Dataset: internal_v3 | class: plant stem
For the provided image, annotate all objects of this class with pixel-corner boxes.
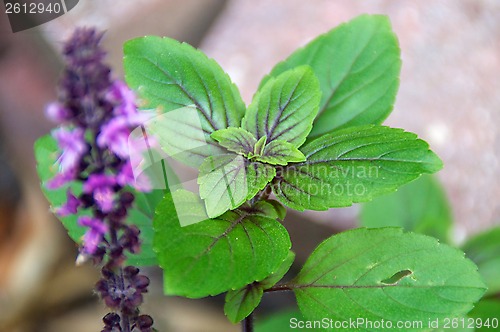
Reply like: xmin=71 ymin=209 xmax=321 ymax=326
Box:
xmin=263 ymin=283 xmax=293 ymax=293
xmin=118 ymin=267 xmax=131 ymax=332
xmin=109 ymin=222 xmax=132 ymax=332
xmin=242 ymin=312 xmax=254 ymax=332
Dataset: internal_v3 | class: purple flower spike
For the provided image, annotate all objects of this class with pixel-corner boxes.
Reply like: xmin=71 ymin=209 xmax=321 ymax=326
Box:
xmin=45 ymin=28 xmax=154 ymax=331
xmin=53 ymin=127 xmax=87 ymax=173
xmin=78 ymin=216 xmax=108 ymax=254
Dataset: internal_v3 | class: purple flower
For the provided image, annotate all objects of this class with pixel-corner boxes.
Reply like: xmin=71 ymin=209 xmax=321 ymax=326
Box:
xmin=46 ymin=102 xmax=71 ymax=123
xmin=117 ymin=161 xmax=151 ymax=192
xmin=98 ymin=82 xmax=153 ymax=159
xmin=56 ymin=189 xmax=81 ymax=216
xmin=78 ymin=216 xmax=108 ymax=254
xmin=97 ymin=116 xmax=131 ymax=158
xmin=107 ymin=81 xmax=136 ymax=118
xmin=84 ymin=174 xmax=117 ymax=213
xmin=53 ymin=127 xmax=87 ymax=173
xmin=46 ymin=168 xmax=77 ymax=189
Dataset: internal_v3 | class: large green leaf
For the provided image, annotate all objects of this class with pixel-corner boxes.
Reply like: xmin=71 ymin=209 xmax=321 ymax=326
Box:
xmin=462 ymin=227 xmax=500 ymax=295
xmin=153 ymin=192 xmax=291 ymax=298
xmin=198 ymin=154 xmax=276 ymax=218
xmin=34 ymin=134 xmax=161 ymax=266
xmin=124 ymin=36 xmax=246 ymax=167
xmin=242 ymin=66 xmax=320 ymax=148
xmin=360 ymin=175 xmax=453 ymax=243
xmin=261 ymin=15 xmax=401 ymax=138
xmin=272 ymin=125 xmax=443 ymax=211
xmin=291 ymin=228 xmax=486 ymax=331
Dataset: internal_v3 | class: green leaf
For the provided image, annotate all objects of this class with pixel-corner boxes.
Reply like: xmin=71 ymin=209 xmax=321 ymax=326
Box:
xmin=242 ymin=66 xmax=321 ymax=148
xmin=34 ymin=134 xmax=161 ymax=266
xmin=360 ymin=175 xmax=453 ymax=243
xmin=198 ymin=154 xmax=276 ymax=218
xmin=272 ymin=125 xmax=443 ymax=211
xmin=224 ymin=251 xmax=295 ymax=323
xmin=224 ymin=286 xmax=263 ymax=324
xmin=253 ymin=136 xmax=267 ymax=156
xmin=256 ymin=140 xmax=306 ymax=166
xmin=462 ymin=227 xmax=500 ymax=295
xmin=468 ymin=299 xmax=500 ymax=331
xmin=260 ymin=250 xmax=295 ymax=289
xmin=124 ymin=36 xmax=246 ymax=167
xmin=240 ymin=200 xmax=287 ymax=221
xmin=291 ymin=228 xmax=486 ymax=330
xmin=198 ymin=154 xmax=248 ymax=218
xmin=153 ymin=192 xmax=291 ymax=298
xmin=261 ymin=14 xmax=401 ymax=138
xmin=211 ymin=127 xmax=256 ymax=156
xmin=34 ymin=134 xmax=85 ymax=240
xmin=125 ymin=189 xmax=164 ymax=266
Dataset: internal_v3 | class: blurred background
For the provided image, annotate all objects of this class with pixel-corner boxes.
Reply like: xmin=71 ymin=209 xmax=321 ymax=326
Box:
xmin=0 ymin=0 xmax=499 ymax=331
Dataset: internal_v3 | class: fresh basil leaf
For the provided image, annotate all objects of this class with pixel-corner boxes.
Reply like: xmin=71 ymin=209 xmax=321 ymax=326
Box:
xmin=257 ymin=140 xmax=306 ymax=166
xmin=292 ymin=228 xmax=486 ymax=330
xmin=253 ymin=135 xmax=267 ymax=157
xmin=242 ymin=200 xmax=286 ymax=221
xmin=224 ymin=286 xmax=263 ymax=324
xmin=242 ymin=66 xmax=320 ymax=148
xmin=211 ymin=127 xmax=257 ymax=156
xmin=153 ymin=192 xmax=291 ymax=298
xmin=261 ymin=15 xmax=401 ymax=138
xmin=124 ymin=36 xmax=246 ymax=167
xmin=272 ymin=125 xmax=443 ymax=211
xmin=198 ymin=154 xmax=276 ymax=218
xmin=260 ymin=250 xmax=295 ymax=289
xmin=224 ymin=251 xmax=295 ymax=323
